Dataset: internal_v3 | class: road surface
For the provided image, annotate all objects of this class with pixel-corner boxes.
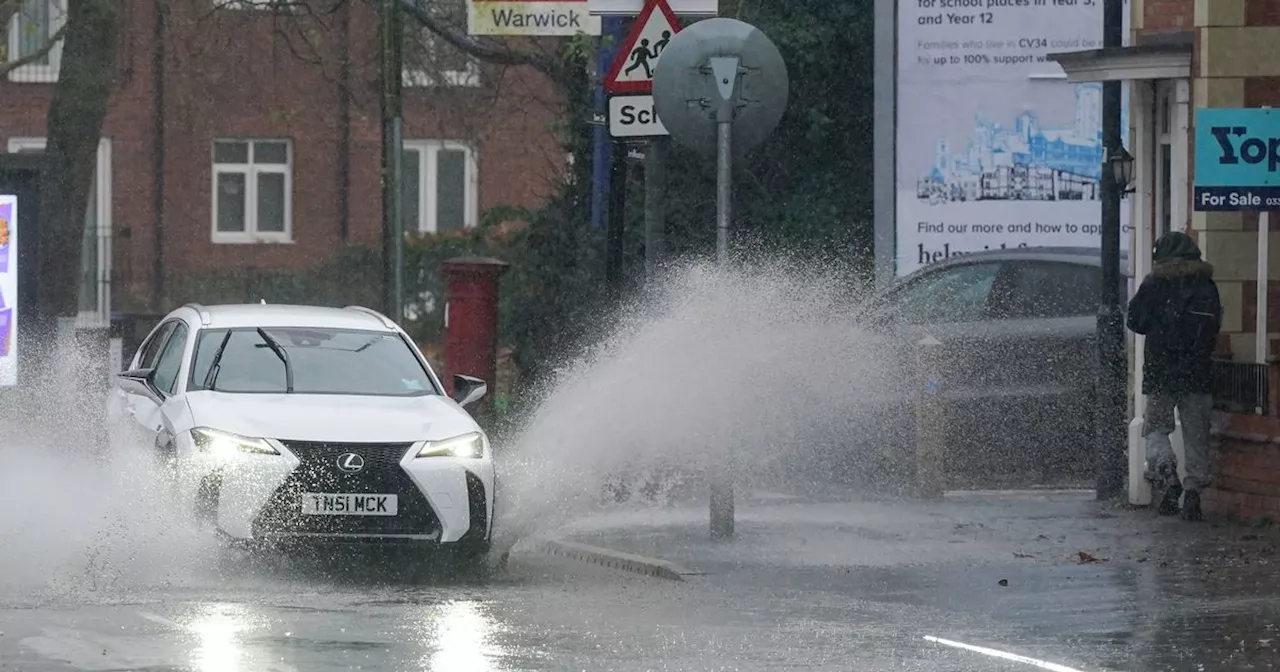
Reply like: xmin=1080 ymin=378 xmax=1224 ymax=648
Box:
xmin=0 ymin=544 xmax=1103 ymax=672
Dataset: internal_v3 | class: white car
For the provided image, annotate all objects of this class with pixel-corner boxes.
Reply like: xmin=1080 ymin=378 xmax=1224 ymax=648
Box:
xmin=107 ymin=302 xmax=496 ymax=560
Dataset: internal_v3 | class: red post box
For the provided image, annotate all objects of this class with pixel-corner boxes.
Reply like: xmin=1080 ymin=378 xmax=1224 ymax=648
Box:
xmin=442 ymin=256 xmax=509 ymax=413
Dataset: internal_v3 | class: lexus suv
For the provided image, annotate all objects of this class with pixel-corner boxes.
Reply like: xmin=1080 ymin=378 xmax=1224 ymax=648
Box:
xmin=107 ymin=302 xmax=495 ymax=560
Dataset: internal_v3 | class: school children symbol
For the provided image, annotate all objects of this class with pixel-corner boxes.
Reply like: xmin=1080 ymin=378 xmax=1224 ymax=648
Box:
xmin=603 ymin=0 xmax=681 ymax=94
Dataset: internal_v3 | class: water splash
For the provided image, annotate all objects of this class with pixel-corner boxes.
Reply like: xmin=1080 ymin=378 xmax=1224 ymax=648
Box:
xmin=0 ymin=330 xmax=218 ymax=600
xmin=493 ymin=258 xmax=905 ymax=551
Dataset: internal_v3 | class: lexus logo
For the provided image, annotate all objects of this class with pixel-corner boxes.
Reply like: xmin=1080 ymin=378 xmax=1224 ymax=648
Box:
xmin=336 ymin=453 xmax=365 ymax=473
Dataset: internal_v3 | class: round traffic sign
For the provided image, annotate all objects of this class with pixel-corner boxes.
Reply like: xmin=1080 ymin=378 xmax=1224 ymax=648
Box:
xmin=651 ymin=17 xmax=789 ymax=157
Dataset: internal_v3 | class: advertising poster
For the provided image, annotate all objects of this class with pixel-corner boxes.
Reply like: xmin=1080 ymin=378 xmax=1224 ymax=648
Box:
xmin=0 ymin=195 xmax=16 ymax=386
xmin=895 ymin=0 xmax=1130 ymax=276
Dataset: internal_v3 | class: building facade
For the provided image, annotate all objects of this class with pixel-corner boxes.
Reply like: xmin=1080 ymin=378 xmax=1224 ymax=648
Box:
xmin=0 ymin=0 xmax=564 ymax=322
xmin=1056 ymin=0 xmax=1280 ymax=522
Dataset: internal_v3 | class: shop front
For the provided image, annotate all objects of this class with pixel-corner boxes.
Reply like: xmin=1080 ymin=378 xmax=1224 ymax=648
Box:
xmin=1053 ymin=2 xmax=1280 ymax=523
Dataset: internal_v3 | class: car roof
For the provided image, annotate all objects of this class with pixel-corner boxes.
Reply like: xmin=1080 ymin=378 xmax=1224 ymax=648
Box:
xmin=177 ymin=303 xmax=398 ymax=331
xmin=908 ymin=246 xmax=1132 ymax=277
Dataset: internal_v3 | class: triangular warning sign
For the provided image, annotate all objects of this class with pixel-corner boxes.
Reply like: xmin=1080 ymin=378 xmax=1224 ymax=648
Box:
xmin=603 ymin=0 xmax=681 ymax=95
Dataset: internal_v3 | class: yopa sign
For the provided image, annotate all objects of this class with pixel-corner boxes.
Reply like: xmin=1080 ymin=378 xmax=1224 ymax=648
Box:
xmin=1194 ymin=108 xmax=1280 ymax=211
xmin=467 ymin=0 xmax=602 ymax=36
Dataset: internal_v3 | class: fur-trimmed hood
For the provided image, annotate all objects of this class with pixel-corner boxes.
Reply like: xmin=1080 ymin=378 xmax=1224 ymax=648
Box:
xmin=1151 ymin=258 xmax=1215 ymax=280
xmin=1150 ymin=231 xmax=1213 ymax=280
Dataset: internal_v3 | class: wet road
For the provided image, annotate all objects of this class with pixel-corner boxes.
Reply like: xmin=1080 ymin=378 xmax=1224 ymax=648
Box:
xmin=1 ymin=547 xmax=1095 ymax=672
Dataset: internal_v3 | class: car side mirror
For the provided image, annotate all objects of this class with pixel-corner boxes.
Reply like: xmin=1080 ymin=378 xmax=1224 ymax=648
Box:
xmin=451 ymin=374 xmax=488 ymax=408
xmin=117 ymin=367 xmax=158 ymax=396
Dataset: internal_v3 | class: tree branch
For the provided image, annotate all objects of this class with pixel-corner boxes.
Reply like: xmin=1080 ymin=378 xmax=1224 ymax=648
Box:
xmin=397 ymin=0 xmax=560 ymax=74
xmin=0 ymin=23 xmax=66 ymax=76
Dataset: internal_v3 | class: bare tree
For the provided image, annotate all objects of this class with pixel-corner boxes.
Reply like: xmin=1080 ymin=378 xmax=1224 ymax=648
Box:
xmin=0 ymin=0 xmax=124 ymax=325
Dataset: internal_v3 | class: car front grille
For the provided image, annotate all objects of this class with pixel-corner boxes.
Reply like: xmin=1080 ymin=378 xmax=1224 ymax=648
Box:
xmin=252 ymin=440 xmax=441 ymax=539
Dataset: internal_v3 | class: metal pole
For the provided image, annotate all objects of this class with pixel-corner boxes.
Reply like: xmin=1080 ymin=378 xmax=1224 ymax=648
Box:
xmin=391 ymin=116 xmax=405 ymax=325
xmin=715 ymin=119 xmax=731 ymax=264
xmin=709 ymin=55 xmax=739 ymax=539
xmin=379 ymin=0 xmax=403 ymax=321
xmin=643 ymin=137 xmax=666 ymax=282
xmin=1259 ymin=210 xmax=1270 ymax=364
xmin=1096 ymin=0 xmax=1126 ymax=500
xmin=592 ymin=18 xmax=626 ymax=229
xmin=709 ymin=115 xmax=734 ymax=536
xmin=605 ymin=140 xmax=628 ymax=295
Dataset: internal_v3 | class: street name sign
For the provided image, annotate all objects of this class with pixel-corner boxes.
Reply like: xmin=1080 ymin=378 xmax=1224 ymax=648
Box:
xmin=603 ymin=0 xmax=681 ymax=94
xmin=608 ymin=94 xmax=669 ymax=137
xmin=467 ymin=0 xmax=602 ymax=36
xmin=1194 ymin=107 xmax=1280 ymax=211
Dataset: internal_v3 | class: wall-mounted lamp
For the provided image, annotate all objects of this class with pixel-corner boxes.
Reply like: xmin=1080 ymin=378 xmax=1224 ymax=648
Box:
xmin=1107 ymin=145 xmax=1136 ymax=196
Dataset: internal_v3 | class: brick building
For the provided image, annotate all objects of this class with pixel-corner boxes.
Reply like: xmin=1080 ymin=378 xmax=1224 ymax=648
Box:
xmin=1054 ymin=0 xmax=1280 ymax=522
xmin=0 ymin=0 xmax=564 ymax=321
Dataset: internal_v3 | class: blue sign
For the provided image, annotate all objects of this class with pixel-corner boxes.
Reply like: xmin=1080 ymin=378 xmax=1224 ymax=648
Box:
xmin=1195 ymin=108 xmax=1280 ymax=211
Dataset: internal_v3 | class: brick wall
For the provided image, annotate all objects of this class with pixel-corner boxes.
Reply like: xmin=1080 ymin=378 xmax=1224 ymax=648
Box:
xmin=1143 ymin=0 xmax=1194 ymax=32
xmin=0 ymin=0 xmax=564 ymax=314
xmin=1206 ymin=414 xmax=1280 ymax=524
xmin=1247 ymin=0 xmax=1280 ymax=27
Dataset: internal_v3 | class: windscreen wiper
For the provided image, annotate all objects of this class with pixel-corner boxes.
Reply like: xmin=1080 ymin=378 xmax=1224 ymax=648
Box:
xmin=256 ymin=327 xmax=294 ymax=393
xmin=202 ymin=329 xmax=235 ymax=391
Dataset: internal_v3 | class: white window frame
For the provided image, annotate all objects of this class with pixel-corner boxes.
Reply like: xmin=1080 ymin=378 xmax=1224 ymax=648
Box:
xmin=211 ymin=139 xmax=293 ymax=244
xmin=7 ymin=0 xmax=67 ymax=83
xmin=402 ymin=19 xmax=481 ymax=88
xmin=7 ymin=136 xmax=113 ymax=326
xmin=402 ymin=140 xmax=479 ymax=234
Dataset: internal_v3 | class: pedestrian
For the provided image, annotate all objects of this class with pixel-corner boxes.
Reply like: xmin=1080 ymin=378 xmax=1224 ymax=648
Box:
xmin=1126 ymin=230 xmax=1221 ymax=521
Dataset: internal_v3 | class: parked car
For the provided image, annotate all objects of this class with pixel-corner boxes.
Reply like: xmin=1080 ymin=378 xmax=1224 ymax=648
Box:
xmin=106 ymin=302 xmax=496 ymax=562
xmin=850 ymin=247 xmax=1131 ymax=489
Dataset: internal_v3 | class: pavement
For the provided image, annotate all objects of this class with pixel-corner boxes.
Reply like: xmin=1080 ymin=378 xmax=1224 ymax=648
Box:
xmin=552 ymin=488 xmax=1280 ymax=672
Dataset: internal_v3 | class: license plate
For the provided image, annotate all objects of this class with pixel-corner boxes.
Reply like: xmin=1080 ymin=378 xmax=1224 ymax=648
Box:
xmin=301 ymin=493 xmax=398 ymax=516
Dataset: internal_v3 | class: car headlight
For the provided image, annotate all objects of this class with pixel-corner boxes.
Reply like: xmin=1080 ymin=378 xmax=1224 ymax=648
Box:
xmin=191 ymin=427 xmax=279 ymax=457
xmin=416 ymin=432 xmax=486 ymax=459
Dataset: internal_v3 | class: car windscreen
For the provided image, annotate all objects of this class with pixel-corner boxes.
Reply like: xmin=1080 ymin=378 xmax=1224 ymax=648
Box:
xmin=187 ymin=327 xmax=438 ymax=396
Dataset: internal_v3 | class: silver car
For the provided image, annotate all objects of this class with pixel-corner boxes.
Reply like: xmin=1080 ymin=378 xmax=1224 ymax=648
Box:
xmin=854 ymin=247 xmax=1130 ymax=490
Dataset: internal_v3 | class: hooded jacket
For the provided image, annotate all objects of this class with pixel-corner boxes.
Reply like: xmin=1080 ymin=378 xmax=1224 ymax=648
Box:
xmin=1126 ymin=231 xmax=1222 ymax=395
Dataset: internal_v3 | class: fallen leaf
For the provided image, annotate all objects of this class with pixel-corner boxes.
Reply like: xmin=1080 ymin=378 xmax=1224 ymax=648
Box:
xmin=1077 ymin=551 xmax=1107 ymax=564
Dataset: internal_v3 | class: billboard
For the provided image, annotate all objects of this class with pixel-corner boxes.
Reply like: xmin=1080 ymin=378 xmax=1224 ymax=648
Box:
xmin=891 ymin=1 xmax=1130 ymax=277
xmin=0 ymin=195 xmax=16 ymax=386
